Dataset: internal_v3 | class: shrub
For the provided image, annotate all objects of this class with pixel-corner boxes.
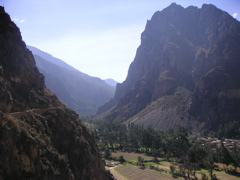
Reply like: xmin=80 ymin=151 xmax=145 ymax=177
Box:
xmin=103 ymin=148 xmax=111 ymax=159
xmin=170 ymin=165 xmax=176 ymax=175
xmin=118 ymin=155 xmax=125 ymax=163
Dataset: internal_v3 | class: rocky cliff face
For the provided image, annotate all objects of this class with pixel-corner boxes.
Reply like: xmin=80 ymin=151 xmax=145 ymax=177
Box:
xmin=97 ymin=3 xmax=240 ymax=130
xmin=0 ymin=7 xmax=112 ymax=179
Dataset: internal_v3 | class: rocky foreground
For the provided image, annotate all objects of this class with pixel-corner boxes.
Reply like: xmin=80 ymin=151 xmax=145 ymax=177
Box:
xmin=0 ymin=6 xmax=113 ymax=180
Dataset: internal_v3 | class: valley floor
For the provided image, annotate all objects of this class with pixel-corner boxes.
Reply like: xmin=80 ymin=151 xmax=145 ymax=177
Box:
xmin=106 ymin=151 xmax=240 ymax=180
xmin=107 ymin=166 xmax=127 ymax=180
xmin=113 ymin=165 xmax=183 ymax=180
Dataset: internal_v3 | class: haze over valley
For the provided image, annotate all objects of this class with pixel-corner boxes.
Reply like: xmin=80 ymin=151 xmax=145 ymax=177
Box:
xmin=28 ymin=45 xmax=116 ymax=116
xmin=1 ymin=1 xmax=240 ymax=180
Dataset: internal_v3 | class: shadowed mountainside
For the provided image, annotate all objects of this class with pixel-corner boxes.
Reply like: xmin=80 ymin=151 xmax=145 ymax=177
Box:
xmin=28 ymin=46 xmax=115 ymax=116
xmin=0 ymin=6 xmax=113 ymax=179
xmin=97 ymin=3 xmax=240 ymax=131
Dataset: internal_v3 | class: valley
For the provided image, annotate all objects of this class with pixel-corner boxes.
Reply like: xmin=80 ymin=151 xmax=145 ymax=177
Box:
xmin=1 ymin=1 xmax=240 ymax=180
xmin=109 ymin=157 xmax=240 ymax=180
xmin=28 ymin=45 xmax=116 ymax=116
xmin=85 ymin=120 xmax=240 ymax=180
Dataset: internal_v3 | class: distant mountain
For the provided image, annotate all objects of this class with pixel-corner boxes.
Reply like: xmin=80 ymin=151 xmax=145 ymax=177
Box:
xmin=104 ymin=78 xmax=118 ymax=87
xmin=0 ymin=6 xmax=113 ymax=179
xmin=97 ymin=3 xmax=240 ymax=131
xmin=28 ymin=46 xmax=115 ymax=116
xmin=27 ymin=45 xmax=77 ymax=72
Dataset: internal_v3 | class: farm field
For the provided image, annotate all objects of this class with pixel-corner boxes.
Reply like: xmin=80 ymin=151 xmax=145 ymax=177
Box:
xmin=213 ymin=171 xmax=240 ymax=180
xmin=114 ymin=165 xmax=183 ymax=180
xmin=107 ymin=167 xmax=127 ymax=180
xmin=111 ymin=151 xmax=240 ymax=180
xmin=112 ymin=151 xmax=156 ymax=162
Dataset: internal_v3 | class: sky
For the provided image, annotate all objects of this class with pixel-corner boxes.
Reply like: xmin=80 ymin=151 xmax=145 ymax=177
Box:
xmin=2 ymin=0 xmax=240 ymax=82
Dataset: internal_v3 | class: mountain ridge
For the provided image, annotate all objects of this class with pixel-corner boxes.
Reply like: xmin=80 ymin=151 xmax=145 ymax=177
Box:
xmin=29 ymin=46 xmax=115 ymax=116
xmin=27 ymin=45 xmax=78 ymax=72
xmin=104 ymin=78 xmax=118 ymax=87
xmin=97 ymin=3 xmax=240 ymax=131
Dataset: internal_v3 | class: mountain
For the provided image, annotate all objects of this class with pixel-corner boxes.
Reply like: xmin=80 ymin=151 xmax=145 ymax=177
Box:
xmin=0 ymin=6 xmax=113 ymax=179
xmin=27 ymin=45 xmax=78 ymax=72
xmin=104 ymin=78 xmax=118 ymax=87
xmin=97 ymin=3 xmax=240 ymax=131
xmin=27 ymin=46 xmax=115 ymax=116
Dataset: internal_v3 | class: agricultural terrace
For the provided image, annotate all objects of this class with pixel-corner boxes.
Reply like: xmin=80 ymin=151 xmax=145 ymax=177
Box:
xmin=84 ymin=120 xmax=240 ymax=179
xmin=110 ymin=151 xmax=240 ymax=180
xmin=114 ymin=166 xmax=183 ymax=180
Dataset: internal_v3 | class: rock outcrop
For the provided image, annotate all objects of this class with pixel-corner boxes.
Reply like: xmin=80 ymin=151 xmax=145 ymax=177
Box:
xmin=0 ymin=6 xmax=113 ymax=179
xmin=97 ymin=3 xmax=240 ymax=131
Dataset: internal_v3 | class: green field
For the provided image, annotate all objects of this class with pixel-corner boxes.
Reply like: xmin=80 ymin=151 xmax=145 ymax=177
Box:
xmin=114 ymin=165 xmax=183 ymax=180
xmin=112 ymin=151 xmax=156 ymax=162
xmin=110 ymin=151 xmax=240 ymax=180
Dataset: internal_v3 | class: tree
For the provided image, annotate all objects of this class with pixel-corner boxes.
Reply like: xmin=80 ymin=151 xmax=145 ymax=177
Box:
xmin=137 ymin=156 xmax=144 ymax=165
xmin=203 ymin=148 xmax=218 ymax=180
xmin=118 ymin=155 xmax=125 ymax=163
xmin=170 ymin=165 xmax=177 ymax=177
xmin=103 ymin=148 xmax=111 ymax=159
xmin=141 ymin=127 xmax=155 ymax=151
xmin=188 ymin=142 xmax=210 ymax=168
xmin=152 ymin=155 xmax=158 ymax=163
xmin=166 ymin=127 xmax=190 ymax=159
xmin=128 ymin=124 xmax=140 ymax=151
xmin=230 ymin=143 xmax=240 ymax=170
xmin=201 ymin=173 xmax=209 ymax=180
xmin=182 ymin=156 xmax=197 ymax=179
xmin=218 ymin=141 xmax=232 ymax=168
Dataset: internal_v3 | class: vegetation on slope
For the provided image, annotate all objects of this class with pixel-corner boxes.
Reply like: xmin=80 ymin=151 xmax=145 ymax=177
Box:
xmin=85 ymin=119 xmax=240 ymax=179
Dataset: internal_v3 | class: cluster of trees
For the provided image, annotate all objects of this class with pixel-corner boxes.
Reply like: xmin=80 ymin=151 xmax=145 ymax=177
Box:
xmin=217 ymin=121 xmax=240 ymax=139
xmin=89 ymin=121 xmax=170 ymax=153
xmin=85 ymin=120 xmax=240 ymax=179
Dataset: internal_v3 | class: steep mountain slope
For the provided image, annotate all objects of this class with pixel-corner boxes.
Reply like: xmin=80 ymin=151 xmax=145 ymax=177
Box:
xmin=27 ymin=45 xmax=78 ymax=72
xmin=0 ymin=6 xmax=113 ymax=179
xmin=28 ymin=46 xmax=115 ymax=116
xmin=97 ymin=3 xmax=240 ymax=131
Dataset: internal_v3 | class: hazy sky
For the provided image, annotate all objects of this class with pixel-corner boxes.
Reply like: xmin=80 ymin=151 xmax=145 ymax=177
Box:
xmin=2 ymin=0 xmax=240 ymax=82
